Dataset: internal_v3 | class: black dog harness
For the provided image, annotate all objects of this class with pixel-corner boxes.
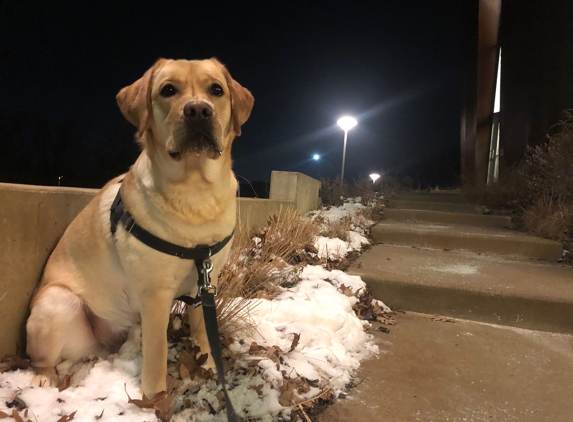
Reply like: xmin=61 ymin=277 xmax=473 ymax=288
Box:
xmin=110 ymin=184 xmax=238 ymax=421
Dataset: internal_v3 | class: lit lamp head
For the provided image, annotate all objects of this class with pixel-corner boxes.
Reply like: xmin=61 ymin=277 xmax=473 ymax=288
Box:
xmin=337 ymin=116 xmax=357 ymax=132
xmin=369 ymin=173 xmax=381 ymax=183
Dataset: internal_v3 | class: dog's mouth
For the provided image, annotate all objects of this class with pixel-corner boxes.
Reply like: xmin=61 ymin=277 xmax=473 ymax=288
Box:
xmin=168 ymin=132 xmax=222 ymax=161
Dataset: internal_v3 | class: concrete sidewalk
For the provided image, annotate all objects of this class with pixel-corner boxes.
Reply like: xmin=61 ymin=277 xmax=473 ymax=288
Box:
xmin=319 ymin=312 xmax=573 ymax=422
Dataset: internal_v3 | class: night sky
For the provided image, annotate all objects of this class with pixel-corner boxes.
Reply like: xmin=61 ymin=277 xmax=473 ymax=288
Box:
xmin=1 ymin=1 xmax=462 ymax=190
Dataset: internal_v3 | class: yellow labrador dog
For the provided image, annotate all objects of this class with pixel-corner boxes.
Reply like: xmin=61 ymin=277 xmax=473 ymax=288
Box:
xmin=26 ymin=58 xmax=254 ymax=399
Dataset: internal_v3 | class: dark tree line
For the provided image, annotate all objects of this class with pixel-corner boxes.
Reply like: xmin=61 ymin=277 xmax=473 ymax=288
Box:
xmin=0 ymin=114 xmax=140 ymax=188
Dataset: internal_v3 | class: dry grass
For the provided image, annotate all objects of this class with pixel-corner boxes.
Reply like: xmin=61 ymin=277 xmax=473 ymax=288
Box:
xmin=215 ymin=206 xmax=320 ymax=337
xmin=522 ymin=197 xmax=573 ymax=240
xmin=317 ymin=216 xmax=351 ymax=242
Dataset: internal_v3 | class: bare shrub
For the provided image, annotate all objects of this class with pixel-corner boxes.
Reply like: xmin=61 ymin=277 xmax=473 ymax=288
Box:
xmin=465 ymin=110 xmax=573 ymax=241
xmin=356 ymin=202 xmax=385 ymax=222
xmin=319 ymin=215 xmax=352 ymax=242
xmin=348 ymin=177 xmax=375 ymax=205
xmin=319 ymin=176 xmax=347 ymax=206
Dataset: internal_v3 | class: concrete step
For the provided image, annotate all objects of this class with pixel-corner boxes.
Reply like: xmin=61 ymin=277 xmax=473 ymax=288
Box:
xmin=389 ymin=199 xmax=486 ymax=214
xmin=372 ymin=221 xmax=562 ymax=260
xmin=383 ymin=208 xmax=511 ymax=229
xmin=319 ymin=312 xmax=573 ymax=422
xmin=393 ymin=191 xmax=468 ymax=204
xmin=349 ymin=244 xmax=573 ymax=333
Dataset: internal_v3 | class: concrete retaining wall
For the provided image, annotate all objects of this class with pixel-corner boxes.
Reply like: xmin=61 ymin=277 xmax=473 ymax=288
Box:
xmin=0 ymin=183 xmax=98 ymax=356
xmin=269 ymin=171 xmax=321 ymax=214
xmin=0 ymin=172 xmax=320 ymax=357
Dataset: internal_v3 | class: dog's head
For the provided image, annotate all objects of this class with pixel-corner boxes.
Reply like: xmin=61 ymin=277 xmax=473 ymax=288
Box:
xmin=117 ymin=58 xmax=254 ymax=161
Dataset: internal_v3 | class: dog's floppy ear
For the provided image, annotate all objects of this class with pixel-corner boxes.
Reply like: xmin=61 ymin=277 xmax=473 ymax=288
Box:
xmin=116 ymin=59 xmax=168 ymax=136
xmin=220 ymin=65 xmax=254 ymax=136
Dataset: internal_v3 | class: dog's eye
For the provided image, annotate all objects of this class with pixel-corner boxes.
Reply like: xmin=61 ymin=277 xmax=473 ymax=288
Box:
xmin=160 ymin=84 xmax=178 ymax=98
xmin=210 ymin=84 xmax=224 ymax=97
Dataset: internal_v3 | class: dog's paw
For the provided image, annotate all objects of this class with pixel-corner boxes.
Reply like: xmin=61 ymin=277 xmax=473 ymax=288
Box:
xmin=31 ymin=373 xmax=57 ymax=388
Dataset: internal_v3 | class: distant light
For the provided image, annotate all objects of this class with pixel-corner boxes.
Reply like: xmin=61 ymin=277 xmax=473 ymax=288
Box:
xmin=337 ymin=116 xmax=357 ymax=132
xmin=369 ymin=173 xmax=381 ymax=183
xmin=312 ymin=154 xmax=320 ymax=161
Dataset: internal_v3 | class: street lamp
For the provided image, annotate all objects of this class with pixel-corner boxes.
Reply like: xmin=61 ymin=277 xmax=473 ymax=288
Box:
xmin=369 ymin=173 xmax=380 ymax=183
xmin=337 ymin=116 xmax=357 ymax=185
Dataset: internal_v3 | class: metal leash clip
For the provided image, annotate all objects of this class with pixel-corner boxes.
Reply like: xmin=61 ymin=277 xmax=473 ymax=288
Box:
xmin=199 ymin=258 xmax=217 ymax=296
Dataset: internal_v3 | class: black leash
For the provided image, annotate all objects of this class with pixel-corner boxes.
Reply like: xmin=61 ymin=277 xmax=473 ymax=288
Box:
xmin=110 ymin=185 xmax=238 ymax=421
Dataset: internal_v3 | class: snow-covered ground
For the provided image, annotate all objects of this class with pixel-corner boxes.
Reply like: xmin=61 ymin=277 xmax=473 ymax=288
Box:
xmin=0 ymin=200 xmax=386 ymax=422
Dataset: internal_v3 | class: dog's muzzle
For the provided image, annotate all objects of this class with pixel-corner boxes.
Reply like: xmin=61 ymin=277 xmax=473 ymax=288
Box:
xmin=168 ymin=101 xmax=222 ymax=160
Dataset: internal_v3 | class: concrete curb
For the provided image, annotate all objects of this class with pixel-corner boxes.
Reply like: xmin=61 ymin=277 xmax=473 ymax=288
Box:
xmin=389 ymin=199 xmax=486 ymax=214
xmin=383 ymin=208 xmax=511 ymax=229
xmin=393 ymin=192 xmax=468 ymax=204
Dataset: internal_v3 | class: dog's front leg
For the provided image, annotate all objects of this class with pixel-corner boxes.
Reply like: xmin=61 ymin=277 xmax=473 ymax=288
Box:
xmin=140 ymin=289 xmax=174 ymax=398
xmin=188 ymin=303 xmax=216 ymax=370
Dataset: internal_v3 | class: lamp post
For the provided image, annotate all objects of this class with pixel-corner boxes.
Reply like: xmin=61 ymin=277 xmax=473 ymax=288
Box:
xmin=337 ymin=116 xmax=357 ymax=186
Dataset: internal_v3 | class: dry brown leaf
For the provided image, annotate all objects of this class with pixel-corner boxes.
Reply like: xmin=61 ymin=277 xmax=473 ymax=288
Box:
xmin=179 ymin=363 xmax=191 ymax=380
xmin=213 ymin=390 xmax=226 ymax=413
xmin=249 ymin=384 xmax=264 ymax=395
xmin=288 ymin=333 xmax=301 ymax=352
xmin=125 ymin=384 xmax=167 ymax=410
xmin=9 ymin=409 xmax=24 ymax=422
xmin=95 ymin=410 xmax=104 ymax=420
xmin=0 ymin=355 xmax=30 ymax=373
xmin=339 ymin=284 xmax=354 ymax=297
xmin=56 ymin=411 xmax=76 ymax=422
xmin=195 ymin=352 xmax=208 ymax=367
xmin=265 ymin=346 xmax=281 ymax=369
xmin=179 ymin=353 xmax=212 ymax=381
xmin=153 ymin=376 xmax=180 ymax=422
xmin=58 ymin=374 xmax=72 ymax=392
xmin=425 ymin=316 xmax=455 ymax=323
xmin=222 ymin=336 xmax=235 ymax=346
xmin=376 ymin=315 xmax=397 ymax=326
xmin=248 ymin=342 xmax=267 ymax=354
xmin=279 ymin=379 xmax=299 ymax=407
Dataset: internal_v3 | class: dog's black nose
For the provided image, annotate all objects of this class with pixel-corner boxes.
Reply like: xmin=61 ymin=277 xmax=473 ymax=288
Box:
xmin=183 ymin=101 xmax=213 ymax=120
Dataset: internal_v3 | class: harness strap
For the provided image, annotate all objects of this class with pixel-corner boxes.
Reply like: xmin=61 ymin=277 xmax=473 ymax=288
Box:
xmin=110 ymin=187 xmax=233 ymax=260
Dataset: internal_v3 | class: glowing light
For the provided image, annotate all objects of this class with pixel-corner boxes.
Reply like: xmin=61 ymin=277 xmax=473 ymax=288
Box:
xmin=312 ymin=154 xmax=320 ymax=161
xmin=369 ymin=173 xmax=381 ymax=183
xmin=337 ymin=116 xmax=357 ymax=186
xmin=337 ymin=116 xmax=357 ymax=132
